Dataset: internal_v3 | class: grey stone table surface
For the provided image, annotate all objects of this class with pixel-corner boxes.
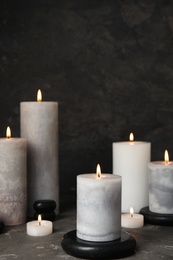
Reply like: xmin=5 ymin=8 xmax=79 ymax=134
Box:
xmin=0 ymin=196 xmax=173 ymax=260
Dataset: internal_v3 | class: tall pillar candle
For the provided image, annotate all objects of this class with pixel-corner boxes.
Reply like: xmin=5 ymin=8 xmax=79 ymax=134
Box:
xmin=113 ymin=133 xmax=151 ymax=213
xmin=148 ymin=150 xmax=173 ymax=214
xmin=20 ymin=90 xmax=59 ymax=217
xmin=0 ymin=127 xmax=27 ymax=226
xmin=77 ymin=165 xmax=121 ymax=242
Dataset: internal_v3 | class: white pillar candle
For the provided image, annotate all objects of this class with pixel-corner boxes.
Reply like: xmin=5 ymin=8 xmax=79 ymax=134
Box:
xmin=27 ymin=214 xmax=53 ymax=236
xmin=149 ymin=150 xmax=173 ymax=214
xmin=20 ymin=90 xmax=59 ymax=217
xmin=121 ymin=207 xmax=144 ymax=228
xmin=77 ymin=164 xmax=121 ymax=242
xmin=113 ymin=133 xmax=151 ymax=213
xmin=0 ymin=127 xmax=27 ymax=226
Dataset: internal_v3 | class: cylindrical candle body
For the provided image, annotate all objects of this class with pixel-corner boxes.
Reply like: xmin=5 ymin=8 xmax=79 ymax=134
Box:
xmin=0 ymin=138 xmax=27 ymax=226
xmin=77 ymin=174 xmax=121 ymax=242
xmin=20 ymin=102 xmax=59 ymax=217
xmin=121 ymin=213 xmax=144 ymax=228
xmin=113 ymin=141 xmax=151 ymax=213
xmin=27 ymin=220 xmax=53 ymax=236
xmin=148 ymin=162 xmax=173 ymax=214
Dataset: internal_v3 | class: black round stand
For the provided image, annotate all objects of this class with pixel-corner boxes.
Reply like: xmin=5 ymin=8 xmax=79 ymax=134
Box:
xmin=0 ymin=221 xmax=4 ymax=234
xmin=61 ymin=230 xmax=136 ymax=259
xmin=140 ymin=207 xmax=173 ymax=226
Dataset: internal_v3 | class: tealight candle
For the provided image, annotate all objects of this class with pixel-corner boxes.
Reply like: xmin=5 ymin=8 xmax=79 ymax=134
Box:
xmin=121 ymin=207 xmax=144 ymax=228
xmin=148 ymin=150 xmax=173 ymax=214
xmin=27 ymin=215 xmax=53 ymax=236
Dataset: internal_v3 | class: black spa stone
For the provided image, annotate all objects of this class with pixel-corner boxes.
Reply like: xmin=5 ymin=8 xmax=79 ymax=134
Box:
xmin=33 ymin=200 xmax=56 ymax=213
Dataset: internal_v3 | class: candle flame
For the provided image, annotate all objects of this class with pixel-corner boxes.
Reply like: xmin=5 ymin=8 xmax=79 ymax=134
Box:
xmin=130 ymin=207 xmax=134 ymax=217
xmin=38 ymin=214 xmax=42 ymax=225
xmin=129 ymin=133 xmax=134 ymax=142
xmin=164 ymin=150 xmax=169 ymax=165
xmin=96 ymin=164 xmax=101 ymax=178
xmin=37 ymin=89 xmax=42 ymax=102
xmin=6 ymin=126 xmax=11 ymax=139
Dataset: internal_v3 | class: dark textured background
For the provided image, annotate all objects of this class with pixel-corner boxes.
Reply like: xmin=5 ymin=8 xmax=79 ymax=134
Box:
xmin=1 ymin=0 xmax=173 ymax=195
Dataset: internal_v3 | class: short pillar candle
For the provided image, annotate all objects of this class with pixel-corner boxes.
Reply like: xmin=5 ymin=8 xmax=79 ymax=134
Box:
xmin=0 ymin=127 xmax=27 ymax=226
xmin=20 ymin=90 xmax=59 ymax=217
xmin=148 ymin=150 xmax=173 ymax=214
xmin=77 ymin=164 xmax=121 ymax=242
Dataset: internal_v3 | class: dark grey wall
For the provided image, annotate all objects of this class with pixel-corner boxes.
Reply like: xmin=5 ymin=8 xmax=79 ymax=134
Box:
xmin=1 ymin=0 xmax=173 ymax=194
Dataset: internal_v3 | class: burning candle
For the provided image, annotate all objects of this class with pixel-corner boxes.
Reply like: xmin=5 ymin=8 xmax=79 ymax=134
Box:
xmin=121 ymin=207 xmax=144 ymax=228
xmin=20 ymin=90 xmax=59 ymax=217
xmin=113 ymin=133 xmax=151 ymax=213
xmin=0 ymin=127 xmax=27 ymax=226
xmin=77 ymin=164 xmax=121 ymax=242
xmin=27 ymin=214 xmax=53 ymax=236
xmin=148 ymin=150 xmax=173 ymax=214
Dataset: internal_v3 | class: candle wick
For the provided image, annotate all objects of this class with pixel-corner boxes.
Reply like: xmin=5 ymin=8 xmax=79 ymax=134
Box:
xmin=131 ymin=214 xmax=133 ymax=218
xmin=39 ymin=221 xmax=41 ymax=226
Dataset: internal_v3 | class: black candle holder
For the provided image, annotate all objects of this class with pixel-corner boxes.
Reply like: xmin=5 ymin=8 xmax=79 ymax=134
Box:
xmin=61 ymin=230 xmax=136 ymax=259
xmin=140 ymin=207 xmax=173 ymax=226
xmin=0 ymin=221 xmax=4 ymax=234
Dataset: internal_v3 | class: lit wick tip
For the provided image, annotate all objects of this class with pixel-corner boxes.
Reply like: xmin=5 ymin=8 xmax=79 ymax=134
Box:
xmin=96 ymin=164 xmax=101 ymax=178
xmin=37 ymin=89 xmax=42 ymax=102
xmin=129 ymin=133 xmax=134 ymax=142
xmin=130 ymin=207 xmax=134 ymax=218
xmin=38 ymin=215 xmax=42 ymax=226
xmin=164 ymin=150 xmax=169 ymax=165
xmin=6 ymin=126 xmax=11 ymax=139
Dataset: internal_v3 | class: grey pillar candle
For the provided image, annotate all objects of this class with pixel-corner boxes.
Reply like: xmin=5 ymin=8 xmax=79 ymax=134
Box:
xmin=20 ymin=91 xmax=59 ymax=217
xmin=148 ymin=150 xmax=173 ymax=214
xmin=77 ymin=165 xmax=121 ymax=242
xmin=0 ymin=127 xmax=27 ymax=226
